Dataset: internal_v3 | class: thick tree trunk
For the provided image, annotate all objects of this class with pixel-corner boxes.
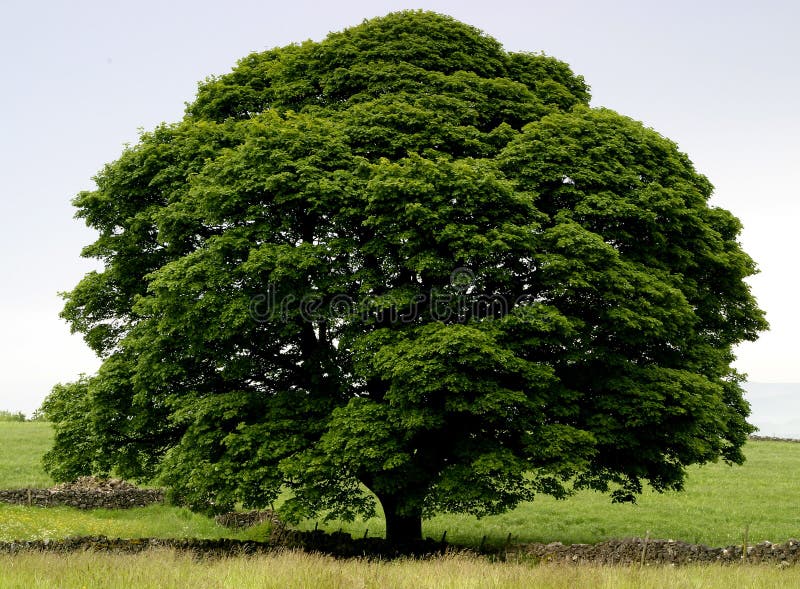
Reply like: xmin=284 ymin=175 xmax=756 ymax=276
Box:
xmin=385 ymin=510 xmax=423 ymax=545
xmin=378 ymin=494 xmax=423 ymax=545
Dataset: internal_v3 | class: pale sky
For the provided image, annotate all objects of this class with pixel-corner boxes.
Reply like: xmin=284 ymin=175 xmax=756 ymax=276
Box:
xmin=1 ymin=0 xmax=798 ymax=417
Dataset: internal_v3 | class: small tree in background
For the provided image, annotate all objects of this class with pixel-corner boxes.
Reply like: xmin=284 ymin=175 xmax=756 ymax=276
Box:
xmin=46 ymin=11 xmax=767 ymax=543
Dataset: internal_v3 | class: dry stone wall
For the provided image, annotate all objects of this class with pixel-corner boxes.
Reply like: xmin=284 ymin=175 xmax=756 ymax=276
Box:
xmin=3 ymin=534 xmax=800 ymax=564
xmin=0 ymin=477 xmax=163 ymax=509
xmin=510 ymin=538 xmax=800 ymax=566
xmin=749 ymin=435 xmax=800 ymax=443
xmin=0 ymin=533 xmax=445 ymax=559
xmin=214 ymin=510 xmax=280 ymax=529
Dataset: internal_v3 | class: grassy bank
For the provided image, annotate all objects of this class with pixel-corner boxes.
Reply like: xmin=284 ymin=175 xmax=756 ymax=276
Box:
xmin=1 ymin=550 xmax=799 ymax=589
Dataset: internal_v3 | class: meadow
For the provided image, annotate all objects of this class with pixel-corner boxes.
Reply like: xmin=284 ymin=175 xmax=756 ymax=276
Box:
xmin=0 ymin=421 xmax=54 ymax=488
xmin=3 ymin=550 xmax=800 ymax=589
xmin=0 ymin=422 xmax=269 ymax=542
xmin=2 ymin=421 xmax=800 ymax=587
xmin=2 ymin=422 xmax=800 ymax=546
xmin=299 ymin=440 xmax=800 ymax=548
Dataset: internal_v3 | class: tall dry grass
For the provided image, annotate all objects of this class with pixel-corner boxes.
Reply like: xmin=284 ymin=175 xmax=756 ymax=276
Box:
xmin=1 ymin=549 xmax=798 ymax=589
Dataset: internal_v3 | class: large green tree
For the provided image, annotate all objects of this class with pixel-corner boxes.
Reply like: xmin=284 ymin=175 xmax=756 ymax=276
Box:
xmin=45 ymin=11 xmax=766 ymax=543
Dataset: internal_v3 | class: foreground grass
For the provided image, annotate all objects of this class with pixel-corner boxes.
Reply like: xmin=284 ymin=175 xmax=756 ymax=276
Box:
xmin=300 ymin=441 xmax=800 ymax=548
xmin=1 ymin=550 xmax=798 ymax=589
xmin=0 ymin=504 xmax=270 ymax=543
xmin=0 ymin=422 xmax=53 ymax=488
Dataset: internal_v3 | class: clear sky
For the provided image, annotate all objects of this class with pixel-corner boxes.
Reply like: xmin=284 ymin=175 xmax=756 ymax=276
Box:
xmin=1 ymin=0 xmax=798 ymax=417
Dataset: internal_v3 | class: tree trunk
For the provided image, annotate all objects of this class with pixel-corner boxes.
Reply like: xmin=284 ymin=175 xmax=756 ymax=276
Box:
xmin=378 ymin=493 xmax=423 ymax=545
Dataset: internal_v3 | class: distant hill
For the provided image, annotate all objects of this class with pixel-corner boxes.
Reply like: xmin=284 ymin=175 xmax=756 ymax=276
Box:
xmin=743 ymin=382 xmax=800 ymax=438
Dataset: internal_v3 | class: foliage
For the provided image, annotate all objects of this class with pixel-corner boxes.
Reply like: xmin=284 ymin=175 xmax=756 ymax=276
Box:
xmin=40 ymin=378 xmax=104 ymax=481
xmin=48 ymin=11 xmax=766 ymax=542
xmin=0 ymin=410 xmax=26 ymax=422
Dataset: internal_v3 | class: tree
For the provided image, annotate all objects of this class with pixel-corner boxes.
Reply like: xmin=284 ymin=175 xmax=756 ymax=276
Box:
xmin=47 ymin=10 xmax=767 ymax=544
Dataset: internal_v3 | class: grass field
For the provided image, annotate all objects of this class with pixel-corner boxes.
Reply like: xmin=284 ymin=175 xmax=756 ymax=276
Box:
xmin=2 ymin=550 xmax=800 ymax=589
xmin=0 ymin=503 xmax=271 ymax=543
xmin=2 ymin=422 xmax=800 ymax=548
xmin=0 ymin=421 xmax=54 ymax=488
xmin=0 ymin=422 xmax=270 ymax=542
xmin=2 ymin=421 xmax=800 ymax=587
xmin=299 ymin=440 xmax=800 ymax=548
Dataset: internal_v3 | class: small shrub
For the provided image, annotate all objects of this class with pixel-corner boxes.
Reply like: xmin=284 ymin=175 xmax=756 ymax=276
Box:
xmin=0 ymin=410 xmax=26 ymax=422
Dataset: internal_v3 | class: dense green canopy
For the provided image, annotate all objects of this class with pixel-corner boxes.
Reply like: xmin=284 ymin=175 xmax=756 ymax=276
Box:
xmin=45 ymin=11 xmax=766 ymax=543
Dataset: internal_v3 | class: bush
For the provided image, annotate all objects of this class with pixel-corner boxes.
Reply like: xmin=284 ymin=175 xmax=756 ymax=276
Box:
xmin=0 ymin=410 xmax=26 ymax=422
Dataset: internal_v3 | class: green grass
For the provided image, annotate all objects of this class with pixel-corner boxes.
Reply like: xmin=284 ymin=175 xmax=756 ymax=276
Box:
xmin=0 ymin=421 xmax=270 ymax=542
xmin=3 ymin=421 xmax=800 ymax=548
xmin=1 ymin=550 xmax=799 ymax=589
xmin=2 ymin=424 xmax=798 ymax=587
xmin=297 ymin=440 xmax=800 ymax=548
xmin=0 ymin=503 xmax=271 ymax=543
xmin=0 ymin=421 xmax=53 ymax=488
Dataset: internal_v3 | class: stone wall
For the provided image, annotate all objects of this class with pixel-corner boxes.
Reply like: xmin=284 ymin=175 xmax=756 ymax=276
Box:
xmin=0 ymin=532 xmax=445 ymax=559
xmin=749 ymin=435 xmax=800 ymax=443
xmin=510 ymin=538 xmax=800 ymax=565
xmin=3 ymin=534 xmax=800 ymax=564
xmin=0 ymin=487 xmax=163 ymax=509
xmin=214 ymin=510 xmax=280 ymax=529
